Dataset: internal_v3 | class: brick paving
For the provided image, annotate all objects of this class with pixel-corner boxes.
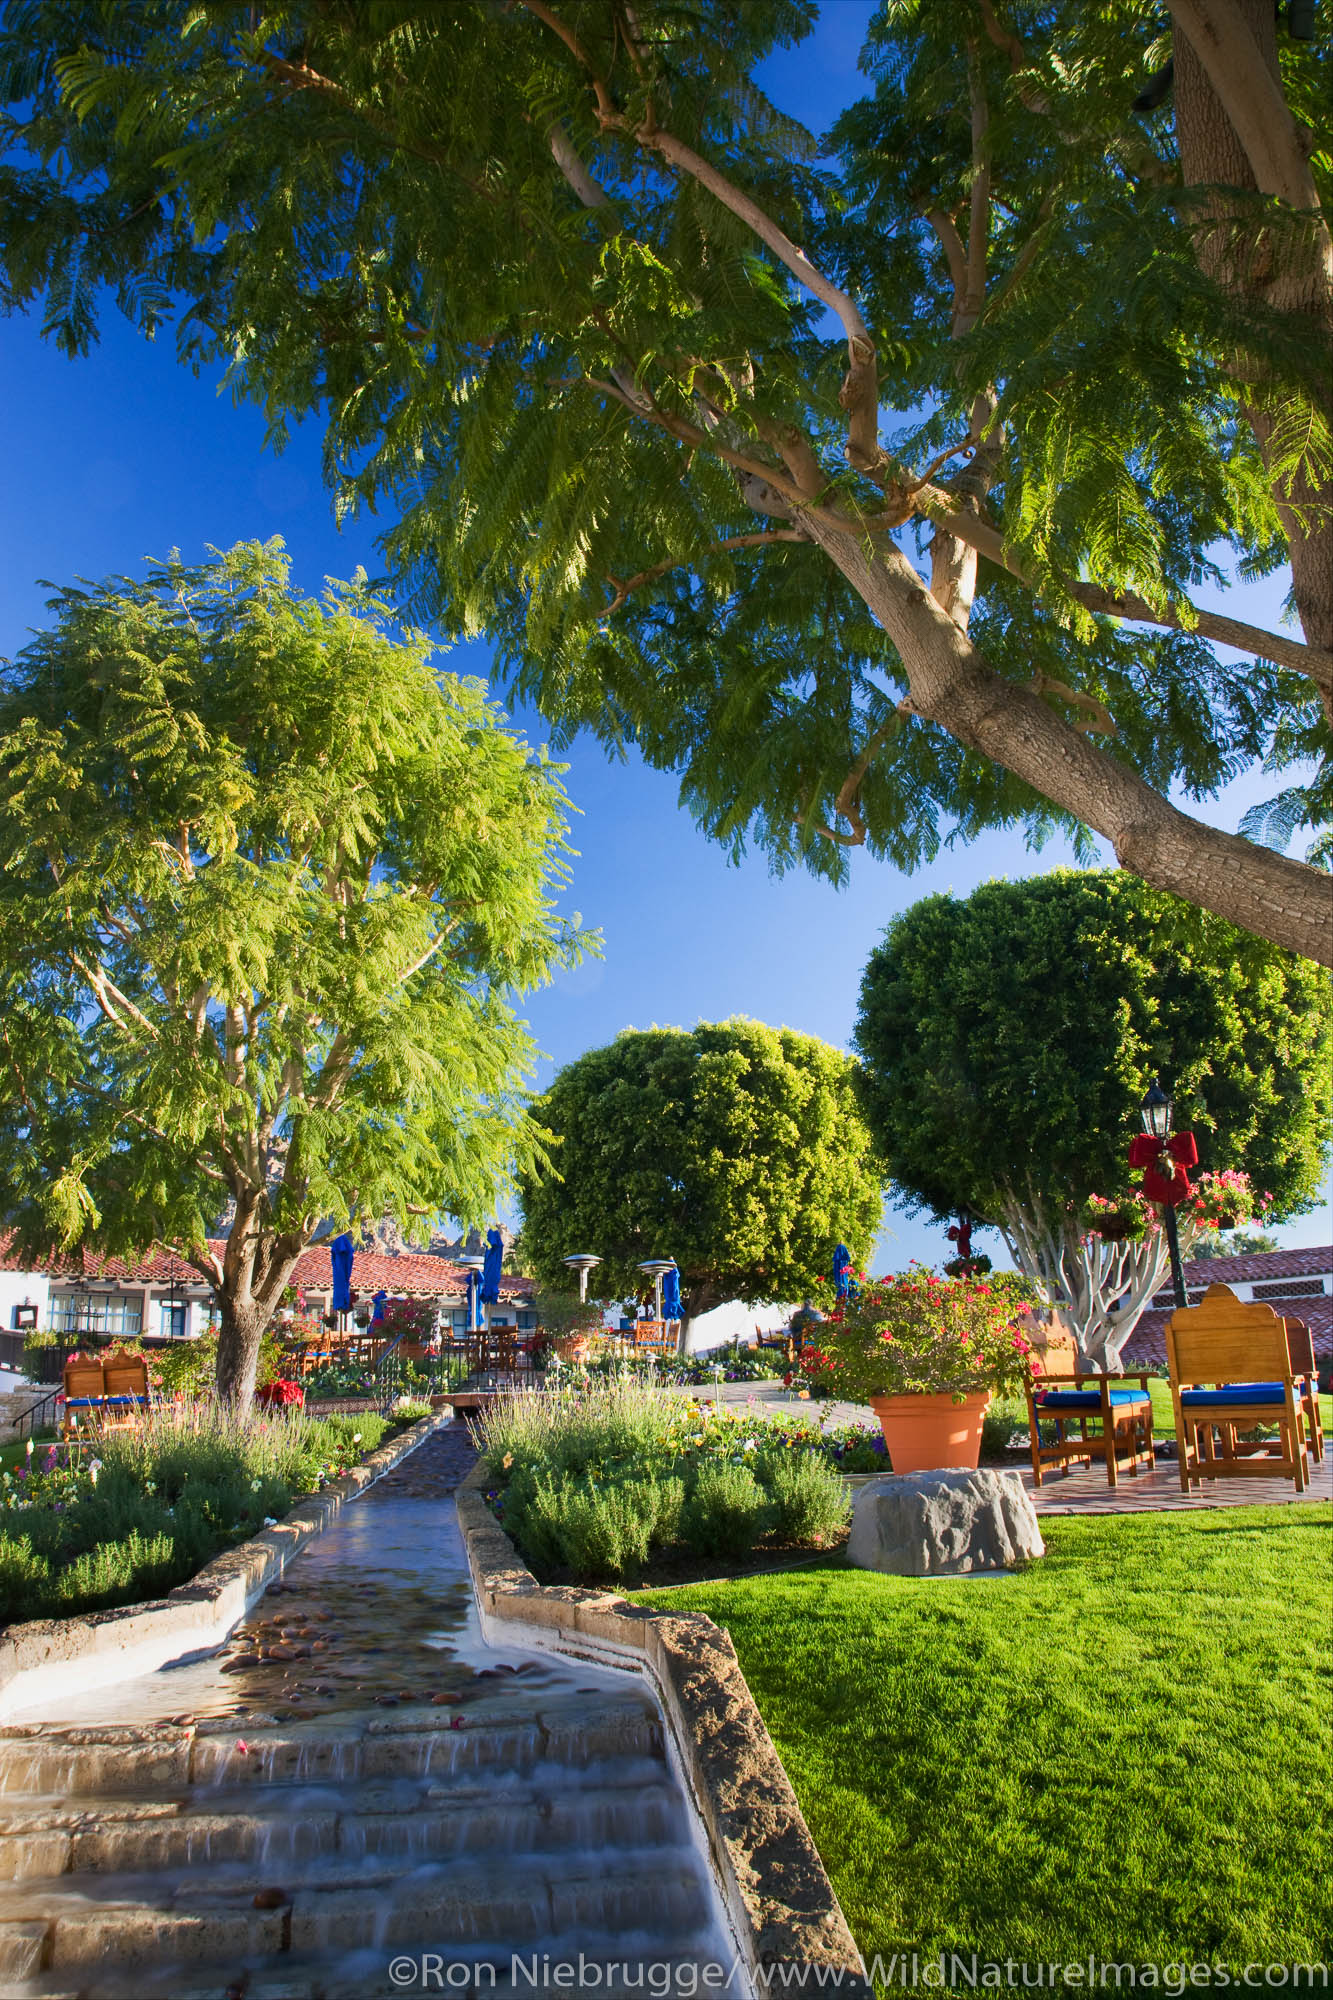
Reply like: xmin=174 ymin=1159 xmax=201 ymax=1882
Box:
xmin=1019 ymin=1450 xmax=1331 ymax=1514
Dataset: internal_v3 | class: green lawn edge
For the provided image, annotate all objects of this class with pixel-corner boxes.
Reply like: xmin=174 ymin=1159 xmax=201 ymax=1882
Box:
xmin=632 ymin=1504 xmax=1333 ymax=1974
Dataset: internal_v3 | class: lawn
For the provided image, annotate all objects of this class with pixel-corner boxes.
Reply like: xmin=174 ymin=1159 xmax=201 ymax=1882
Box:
xmin=634 ymin=1504 xmax=1332 ymax=1972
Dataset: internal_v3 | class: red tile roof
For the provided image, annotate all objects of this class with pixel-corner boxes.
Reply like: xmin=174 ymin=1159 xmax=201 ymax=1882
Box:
xmin=0 ymin=1233 xmax=532 ymax=1300
xmin=290 ymin=1246 xmax=532 ymax=1302
xmin=1181 ymin=1244 xmax=1331 ymax=1284
xmin=0 ymin=1235 xmax=218 ymax=1287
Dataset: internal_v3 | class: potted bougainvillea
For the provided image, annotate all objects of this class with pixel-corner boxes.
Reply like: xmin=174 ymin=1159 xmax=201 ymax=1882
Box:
xmin=810 ymin=1269 xmax=1037 ymax=1472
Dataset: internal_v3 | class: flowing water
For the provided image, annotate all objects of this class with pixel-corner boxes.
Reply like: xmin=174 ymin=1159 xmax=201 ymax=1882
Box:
xmin=0 ymin=1426 xmax=743 ymax=1999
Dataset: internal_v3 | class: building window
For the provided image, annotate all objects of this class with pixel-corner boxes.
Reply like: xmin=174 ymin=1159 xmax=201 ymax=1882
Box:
xmin=48 ymin=1294 xmax=143 ymax=1337
xmin=202 ymin=1301 xmax=224 ymax=1331
xmin=516 ymin=1310 xmax=537 ymax=1331
xmin=158 ymin=1302 xmax=188 ymax=1340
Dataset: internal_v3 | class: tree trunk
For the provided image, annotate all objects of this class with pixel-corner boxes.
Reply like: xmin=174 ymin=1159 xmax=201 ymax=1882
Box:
xmin=215 ymin=1199 xmax=309 ymax=1412
xmin=801 ymin=519 xmax=1333 ymax=964
xmin=1171 ymin=0 xmax=1333 ymax=689
xmin=214 ymin=1293 xmax=271 ymax=1409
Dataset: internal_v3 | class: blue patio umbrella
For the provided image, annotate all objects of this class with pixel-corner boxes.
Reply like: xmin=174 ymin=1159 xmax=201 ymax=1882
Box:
xmin=833 ymin=1242 xmax=852 ymax=1302
xmin=465 ymin=1269 xmax=483 ymax=1329
xmin=480 ymin=1227 xmax=504 ymax=1306
xmin=370 ymin=1290 xmax=387 ymax=1324
xmin=330 ymin=1233 xmax=356 ymax=1314
xmin=661 ymin=1264 xmax=682 ymax=1323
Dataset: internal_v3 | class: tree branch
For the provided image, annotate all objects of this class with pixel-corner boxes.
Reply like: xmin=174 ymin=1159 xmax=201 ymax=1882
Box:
xmin=602 ymin=530 xmax=809 ymax=615
xmin=911 ymin=482 xmax=1333 ymax=697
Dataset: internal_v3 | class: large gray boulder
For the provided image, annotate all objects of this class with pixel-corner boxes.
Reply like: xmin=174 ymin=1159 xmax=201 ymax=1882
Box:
xmin=846 ymin=1469 xmax=1044 ymax=1577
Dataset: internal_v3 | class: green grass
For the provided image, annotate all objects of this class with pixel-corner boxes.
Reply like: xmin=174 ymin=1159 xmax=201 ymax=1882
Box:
xmin=633 ymin=1505 xmax=1333 ymax=1969
xmin=0 ymin=1431 xmax=58 ymax=1474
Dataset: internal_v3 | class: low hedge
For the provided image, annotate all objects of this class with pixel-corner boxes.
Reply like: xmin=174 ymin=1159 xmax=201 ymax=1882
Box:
xmin=0 ymin=1407 xmax=392 ymax=1625
xmin=479 ymin=1378 xmax=852 ymax=1581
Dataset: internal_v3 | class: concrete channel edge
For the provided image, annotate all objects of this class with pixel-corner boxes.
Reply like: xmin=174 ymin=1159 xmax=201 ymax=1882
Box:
xmin=0 ymin=1413 xmax=443 ymax=1721
xmin=455 ymin=1458 xmax=870 ymax=1998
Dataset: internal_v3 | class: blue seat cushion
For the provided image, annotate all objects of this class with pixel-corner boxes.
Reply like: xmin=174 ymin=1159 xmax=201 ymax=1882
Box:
xmin=102 ymin=1395 xmax=148 ymax=1406
xmin=1180 ymin=1382 xmax=1287 ymax=1408
xmin=1037 ymin=1389 xmax=1150 ymax=1411
xmin=64 ymin=1397 xmax=100 ymax=1408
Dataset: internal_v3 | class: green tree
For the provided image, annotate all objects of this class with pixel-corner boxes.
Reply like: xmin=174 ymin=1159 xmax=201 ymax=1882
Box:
xmin=1190 ymin=1228 xmax=1281 ymax=1259
xmin=0 ymin=3 xmax=1328 ymax=959
xmin=0 ymin=541 xmax=581 ymax=1406
xmin=853 ymin=868 xmax=1331 ymax=1362
xmin=517 ymin=1019 xmax=883 ymax=1336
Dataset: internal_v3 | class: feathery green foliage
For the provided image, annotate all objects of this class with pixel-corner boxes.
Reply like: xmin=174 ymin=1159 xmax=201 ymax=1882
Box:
xmin=0 ymin=540 xmax=583 ymax=1401
xmin=0 ymin=1 xmax=1328 ymax=945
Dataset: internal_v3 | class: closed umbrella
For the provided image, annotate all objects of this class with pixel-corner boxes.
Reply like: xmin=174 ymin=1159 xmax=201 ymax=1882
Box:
xmin=370 ymin=1290 xmax=387 ymax=1324
xmin=330 ymin=1233 xmax=355 ymax=1315
xmin=661 ymin=1265 xmax=682 ymax=1324
xmin=480 ymin=1228 xmax=504 ymax=1306
xmin=833 ymin=1243 xmax=852 ymax=1302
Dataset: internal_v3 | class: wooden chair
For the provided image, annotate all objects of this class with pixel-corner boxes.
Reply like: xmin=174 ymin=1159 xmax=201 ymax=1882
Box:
xmin=61 ymin=1357 xmax=110 ymax=1439
xmin=633 ymin=1318 xmax=672 ymax=1355
xmin=61 ymin=1352 xmax=151 ymax=1438
xmin=1283 ymin=1317 xmax=1324 ymax=1467
xmin=1024 ymin=1332 xmax=1156 ymax=1489
xmin=1165 ymin=1284 xmax=1308 ymax=1495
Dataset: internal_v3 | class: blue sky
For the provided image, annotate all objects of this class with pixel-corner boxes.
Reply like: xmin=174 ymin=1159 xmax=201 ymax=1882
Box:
xmin=0 ymin=2 xmax=1326 ymax=1270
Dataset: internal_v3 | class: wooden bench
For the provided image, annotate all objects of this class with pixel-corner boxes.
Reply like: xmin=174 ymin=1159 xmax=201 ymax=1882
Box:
xmin=61 ymin=1351 xmax=151 ymax=1438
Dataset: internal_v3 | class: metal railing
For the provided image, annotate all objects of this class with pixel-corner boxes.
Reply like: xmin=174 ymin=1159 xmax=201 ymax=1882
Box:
xmin=373 ymin=1331 xmax=470 ymax=1415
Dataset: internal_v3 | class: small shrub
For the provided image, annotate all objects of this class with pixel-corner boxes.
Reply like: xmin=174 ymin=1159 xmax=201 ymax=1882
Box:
xmin=980 ymin=1396 xmax=1034 ymax=1461
xmin=53 ymin=1532 xmax=181 ymax=1613
xmin=504 ymin=1469 xmax=684 ymax=1581
xmin=762 ymin=1454 xmax=851 ymax=1544
xmin=390 ymin=1396 xmax=432 ymax=1421
xmin=681 ymin=1463 xmax=770 ymax=1558
xmin=0 ymin=1535 xmax=50 ymax=1622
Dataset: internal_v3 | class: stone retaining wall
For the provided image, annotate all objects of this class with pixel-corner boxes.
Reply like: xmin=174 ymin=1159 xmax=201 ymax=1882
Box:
xmin=456 ymin=1460 xmax=869 ymax=1997
xmin=0 ymin=1413 xmax=441 ymax=1721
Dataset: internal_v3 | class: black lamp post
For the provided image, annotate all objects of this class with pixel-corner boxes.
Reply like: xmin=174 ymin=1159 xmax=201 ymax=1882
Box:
xmin=1141 ymin=1081 xmax=1188 ymax=1310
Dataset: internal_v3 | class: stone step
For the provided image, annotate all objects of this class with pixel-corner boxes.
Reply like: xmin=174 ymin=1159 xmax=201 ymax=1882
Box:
xmin=0 ymin=1692 xmax=662 ymax=1800
xmin=2 ymin=1940 xmax=741 ymax=2000
xmin=0 ymin=1773 xmax=687 ymax=1880
xmin=1 ymin=1847 xmax=715 ymax=1975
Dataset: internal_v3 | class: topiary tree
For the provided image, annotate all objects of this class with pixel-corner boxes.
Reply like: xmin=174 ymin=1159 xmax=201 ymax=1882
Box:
xmin=517 ymin=1019 xmax=883 ymax=1348
xmin=0 ymin=541 xmax=581 ymax=1408
xmin=853 ymin=870 xmax=1331 ymax=1366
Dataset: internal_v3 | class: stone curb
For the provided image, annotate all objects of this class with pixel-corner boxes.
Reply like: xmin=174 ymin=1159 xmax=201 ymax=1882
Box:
xmin=0 ymin=1414 xmax=441 ymax=1720
xmin=455 ymin=1459 xmax=869 ymax=1997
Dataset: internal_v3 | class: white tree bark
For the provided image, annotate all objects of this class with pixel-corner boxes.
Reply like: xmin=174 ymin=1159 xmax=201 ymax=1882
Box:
xmin=1000 ymin=1196 xmax=1204 ymax=1372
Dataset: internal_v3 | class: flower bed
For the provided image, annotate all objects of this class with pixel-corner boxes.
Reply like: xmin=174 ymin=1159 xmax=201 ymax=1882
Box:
xmin=0 ymin=1405 xmax=396 ymax=1625
xmin=477 ymin=1378 xmax=857 ymax=1583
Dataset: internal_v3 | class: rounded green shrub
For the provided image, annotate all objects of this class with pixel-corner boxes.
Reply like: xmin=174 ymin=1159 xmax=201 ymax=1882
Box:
xmin=681 ymin=1463 xmax=770 ymax=1558
xmin=761 ymin=1453 xmax=851 ymax=1544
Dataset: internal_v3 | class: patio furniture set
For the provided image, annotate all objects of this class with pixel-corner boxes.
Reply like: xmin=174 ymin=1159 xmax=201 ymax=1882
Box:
xmin=1024 ymin=1283 xmax=1323 ymax=1494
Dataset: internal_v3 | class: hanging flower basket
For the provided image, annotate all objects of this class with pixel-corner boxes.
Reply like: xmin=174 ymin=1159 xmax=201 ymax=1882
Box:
xmin=1080 ymin=1196 xmax=1149 ymax=1244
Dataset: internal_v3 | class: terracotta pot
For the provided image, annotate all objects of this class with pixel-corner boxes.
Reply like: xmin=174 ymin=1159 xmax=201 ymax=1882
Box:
xmin=869 ymin=1390 xmax=993 ymax=1474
